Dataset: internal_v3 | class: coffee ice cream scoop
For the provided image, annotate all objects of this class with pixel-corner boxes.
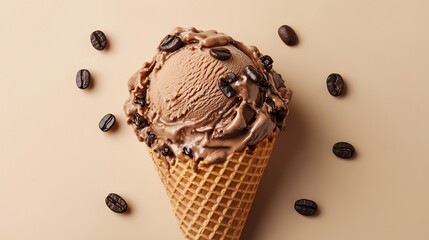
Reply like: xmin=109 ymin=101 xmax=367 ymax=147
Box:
xmin=124 ymin=27 xmax=292 ymax=170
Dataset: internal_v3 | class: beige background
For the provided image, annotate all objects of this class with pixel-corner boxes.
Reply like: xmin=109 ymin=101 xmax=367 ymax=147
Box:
xmin=1 ymin=0 xmax=429 ymax=239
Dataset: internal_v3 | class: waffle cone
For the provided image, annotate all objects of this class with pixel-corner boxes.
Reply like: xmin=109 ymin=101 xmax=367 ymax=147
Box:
xmin=150 ymin=132 xmax=277 ymax=240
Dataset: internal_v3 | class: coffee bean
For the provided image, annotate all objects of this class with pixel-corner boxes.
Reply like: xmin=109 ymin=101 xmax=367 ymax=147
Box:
xmin=224 ymin=72 xmax=237 ymax=83
xmin=244 ymin=65 xmax=269 ymax=87
xmin=326 ymin=73 xmax=345 ymax=96
xmin=132 ymin=112 xmax=147 ymax=130
xmin=278 ymin=25 xmax=298 ymax=46
xmin=244 ymin=65 xmax=263 ymax=82
xmin=99 ymin=114 xmax=116 ymax=132
xmin=294 ymin=199 xmax=318 ymax=216
xmin=266 ymin=98 xmax=288 ymax=122
xmin=275 ymin=107 xmax=288 ymax=121
xmin=183 ymin=147 xmax=193 ymax=159
xmin=332 ymin=142 xmax=355 ymax=159
xmin=76 ymin=69 xmax=90 ymax=89
xmin=105 ymin=193 xmax=127 ymax=213
xmin=159 ymin=35 xmax=183 ymax=52
xmin=90 ymin=30 xmax=107 ymax=50
xmin=219 ymin=74 xmax=237 ymax=98
xmin=134 ymin=93 xmax=146 ymax=106
xmin=161 ymin=146 xmax=171 ymax=156
xmin=209 ymin=47 xmax=231 ymax=61
xmin=147 ymin=132 xmax=157 ymax=147
xmin=260 ymin=55 xmax=273 ymax=71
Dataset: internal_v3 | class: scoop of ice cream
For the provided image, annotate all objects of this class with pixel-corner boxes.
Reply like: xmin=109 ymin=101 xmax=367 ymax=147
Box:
xmin=148 ymin=44 xmax=254 ymax=121
xmin=124 ymin=27 xmax=292 ymax=170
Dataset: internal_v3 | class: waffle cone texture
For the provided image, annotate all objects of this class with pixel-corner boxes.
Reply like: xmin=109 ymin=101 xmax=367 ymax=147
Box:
xmin=150 ymin=131 xmax=277 ymax=240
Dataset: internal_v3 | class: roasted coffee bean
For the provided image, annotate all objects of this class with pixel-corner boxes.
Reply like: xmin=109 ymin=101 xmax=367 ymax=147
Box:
xmin=134 ymin=93 xmax=146 ymax=106
xmin=223 ymin=72 xmax=237 ymax=83
xmin=99 ymin=114 xmax=116 ymax=132
xmin=259 ymin=78 xmax=269 ymax=87
xmin=332 ymin=142 xmax=355 ymax=159
xmin=265 ymin=98 xmax=276 ymax=112
xmin=244 ymin=65 xmax=269 ymax=87
xmin=161 ymin=146 xmax=171 ymax=156
xmin=266 ymin=98 xmax=288 ymax=122
xmin=76 ymin=69 xmax=91 ymax=89
xmin=294 ymin=199 xmax=318 ymax=216
xmin=260 ymin=55 xmax=273 ymax=71
xmin=209 ymin=47 xmax=231 ymax=61
xmin=105 ymin=193 xmax=127 ymax=213
xmin=147 ymin=132 xmax=157 ymax=147
xmin=326 ymin=73 xmax=345 ymax=96
xmin=278 ymin=25 xmax=298 ymax=46
xmin=244 ymin=65 xmax=263 ymax=82
xmin=90 ymin=30 xmax=107 ymax=50
xmin=183 ymin=147 xmax=193 ymax=159
xmin=275 ymin=107 xmax=288 ymax=121
xmin=132 ymin=112 xmax=147 ymax=129
xmin=159 ymin=35 xmax=183 ymax=52
xmin=219 ymin=74 xmax=237 ymax=98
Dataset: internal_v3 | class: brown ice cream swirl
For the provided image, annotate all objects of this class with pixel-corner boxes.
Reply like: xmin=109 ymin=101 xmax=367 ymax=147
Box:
xmin=124 ymin=27 xmax=292 ymax=171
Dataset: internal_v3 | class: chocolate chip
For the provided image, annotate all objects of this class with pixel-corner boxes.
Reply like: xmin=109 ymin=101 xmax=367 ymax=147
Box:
xmin=99 ymin=114 xmax=116 ymax=132
xmin=332 ymin=142 xmax=355 ymax=159
xmin=159 ymin=35 xmax=183 ymax=52
xmin=161 ymin=146 xmax=171 ymax=156
xmin=278 ymin=25 xmax=298 ymax=46
xmin=244 ymin=65 xmax=269 ymax=87
xmin=326 ymin=73 xmax=345 ymax=96
xmin=219 ymin=73 xmax=237 ymax=98
xmin=260 ymin=55 xmax=273 ymax=71
xmin=134 ymin=93 xmax=146 ymax=106
xmin=132 ymin=112 xmax=147 ymax=129
xmin=209 ymin=47 xmax=231 ymax=61
xmin=105 ymin=193 xmax=127 ymax=213
xmin=294 ymin=199 xmax=317 ymax=216
xmin=76 ymin=69 xmax=91 ymax=89
xmin=183 ymin=147 xmax=193 ymax=159
xmin=90 ymin=30 xmax=107 ymax=50
xmin=146 ymin=132 xmax=157 ymax=147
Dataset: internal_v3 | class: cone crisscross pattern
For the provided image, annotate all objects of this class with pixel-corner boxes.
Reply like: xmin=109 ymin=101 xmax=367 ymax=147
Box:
xmin=150 ymin=132 xmax=276 ymax=240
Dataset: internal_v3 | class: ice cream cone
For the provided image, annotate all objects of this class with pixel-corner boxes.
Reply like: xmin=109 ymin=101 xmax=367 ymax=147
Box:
xmin=150 ymin=131 xmax=277 ymax=240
